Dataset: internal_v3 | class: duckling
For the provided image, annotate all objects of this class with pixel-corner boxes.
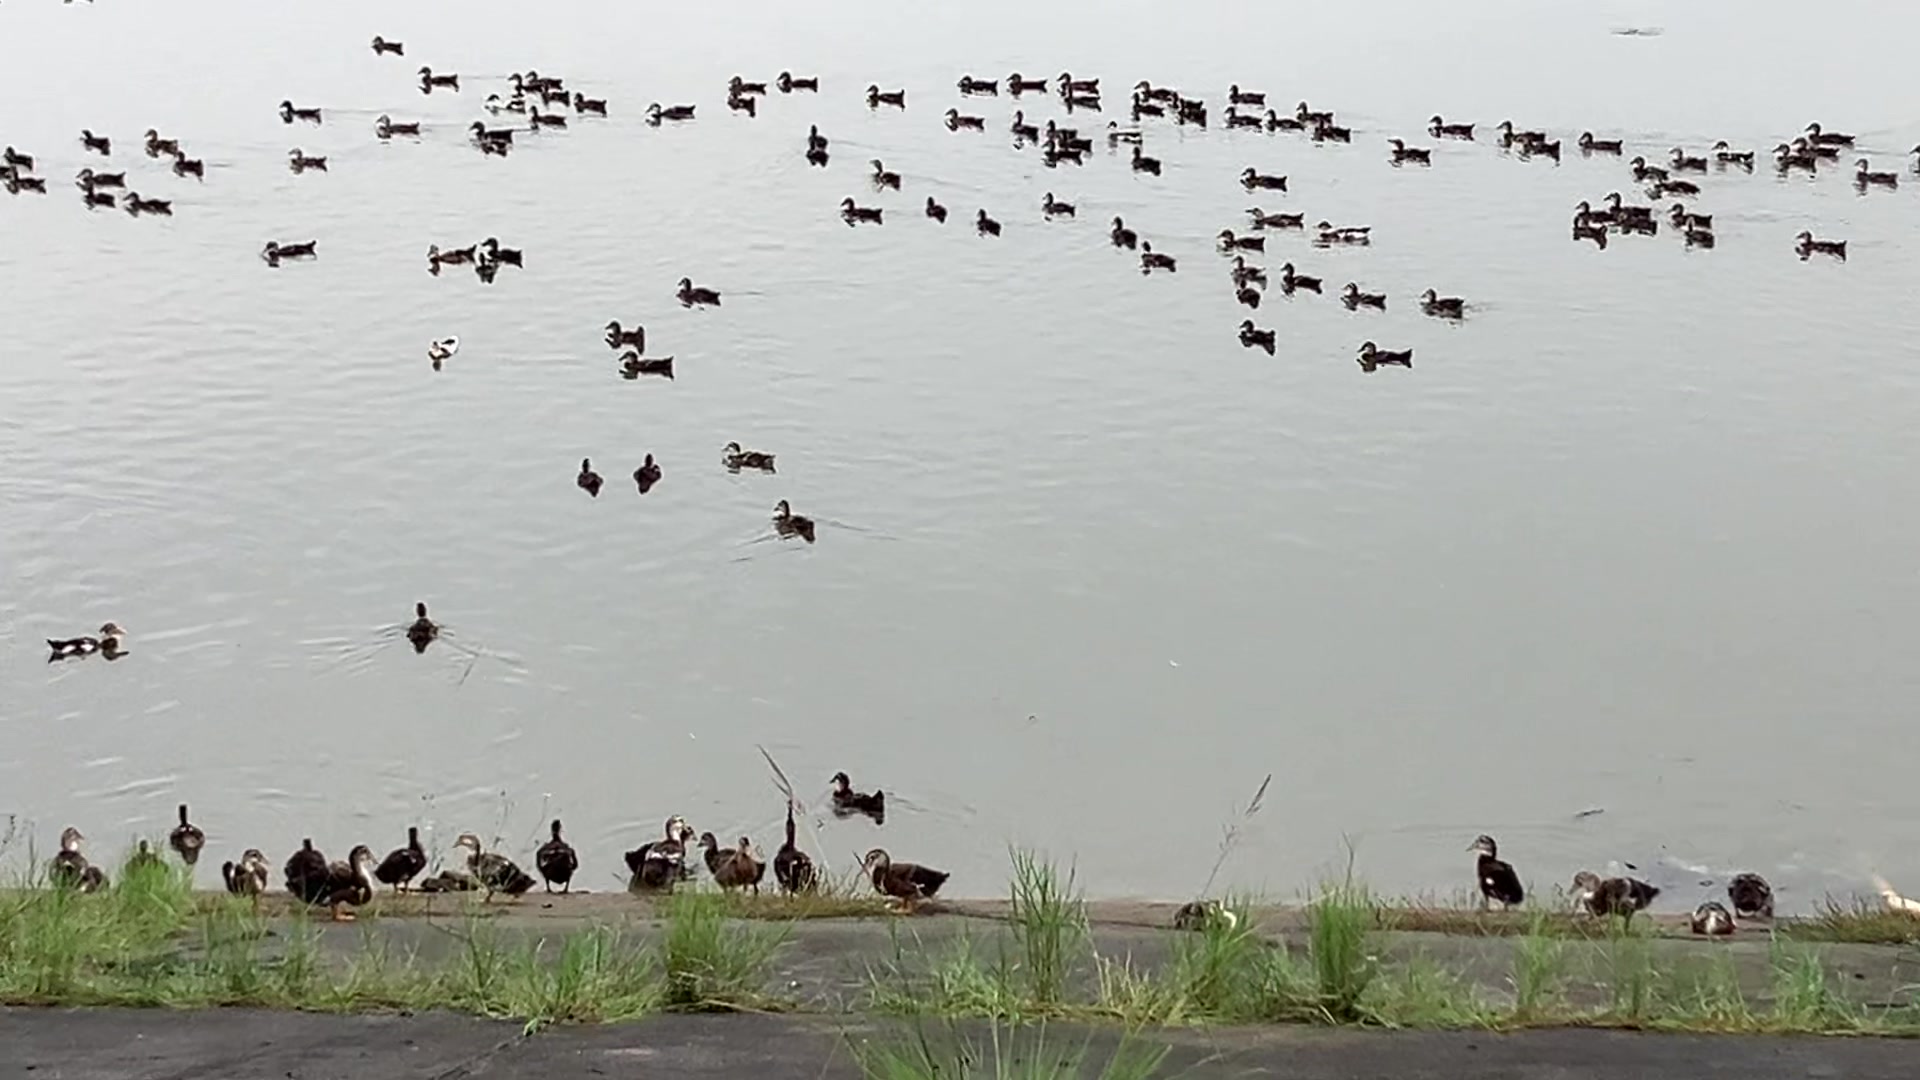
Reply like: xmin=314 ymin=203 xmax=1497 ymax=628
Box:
xmin=1773 ymin=143 xmax=1819 ymax=173
xmin=728 ymin=75 xmax=768 ymax=97
xmin=1131 ymin=97 xmax=1166 ymax=121
xmin=1650 ymin=177 xmax=1701 ymax=198
xmin=223 ymin=849 xmax=270 ymax=898
xmin=562 ymin=92 xmax=606 ymax=117
xmin=1803 ymin=122 xmax=1854 ymax=147
xmin=869 ymin=159 xmax=901 ymax=190
xmin=1357 ymin=343 xmax=1415 ymax=374
xmin=807 ymin=137 xmax=831 ymax=163
xmin=1008 ymin=72 xmax=1050 ymax=95
xmin=807 ymin=124 xmax=830 ymax=152
xmin=1043 ymin=143 xmax=1085 ymax=168
xmin=840 ymin=197 xmax=883 ymax=225
xmin=577 ymin=458 xmax=603 ymax=497
xmin=1572 ymin=870 xmax=1660 ymax=919
xmin=617 ymin=352 xmax=674 ymax=379
xmin=1139 ymin=241 xmax=1176 ymax=273
xmin=722 ymin=441 xmax=776 ymax=472
xmin=1228 ymin=83 xmax=1265 ymax=106
xmin=1691 ymin=900 xmax=1736 ymax=936
xmin=529 ymin=106 xmax=568 ymax=130
xmin=82 ymin=189 xmax=116 ymax=209
xmin=1428 ymin=115 xmax=1475 ymax=139
xmin=144 ymin=128 xmax=180 ymax=156
xmin=469 ymin=121 xmax=515 ymax=146
xmin=1235 ymin=285 xmax=1262 ymax=310
xmin=1230 ymin=255 xmax=1266 ymax=289
xmin=2 ymin=146 xmax=33 ymax=171
xmin=74 ymin=166 xmax=125 ymax=189
xmin=975 ymin=208 xmax=1001 ymax=236
xmin=1044 ymin=122 xmax=1093 ymax=153
xmin=605 ymin=320 xmax=645 ymax=351
xmin=1217 ymin=229 xmax=1264 ymax=253
xmin=454 ymin=833 xmax=535 ymax=899
xmin=1109 ymin=216 xmax=1137 ymax=249
xmin=925 ymin=196 xmax=948 ymax=223
xmin=1125 ymin=145 xmax=1160 ymax=175
xmin=646 ymin=102 xmax=697 ymax=124
xmin=1573 ymin=200 xmax=1612 ymax=226
xmin=1341 ymin=283 xmax=1386 ymax=310
xmin=1008 ymin=111 xmax=1041 ymax=143
xmin=417 ymin=67 xmax=459 ymax=91
xmin=1791 ymin=136 xmax=1840 ymax=160
xmin=1247 ymin=207 xmax=1303 ymax=230
xmin=773 ymin=499 xmax=817 ymax=542
xmin=50 ymin=827 xmax=106 ymax=892
xmin=945 ymin=108 xmax=986 ymax=132
xmin=1795 ymin=230 xmax=1846 ymax=261
xmin=81 ymin=129 xmax=111 ymax=155
xmin=1057 ymin=72 xmax=1101 ymax=96
xmin=1237 ymin=319 xmax=1276 ymax=355
xmin=287 ymin=841 xmax=376 ymax=921
xmin=375 ymin=114 xmax=422 ymax=139
xmin=1855 ymin=158 xmax=1899 ymax=189
xmin=865 ymin=85 xmax=906 ymax=109
xmin=1388 ymin=138 xmax=1432 ymax=165
xmin=632 ymin=454 xmax=662 ymax=494
xmin=1133 ymin=81 xmax=1181 ymax=105
xmin=725 ymin=93 xmax=757 ymax=117
xmin=168 ymin=804 xmax=204 ymax=865
xmin=700 ymin=833 xmax=766 ymax=893
xmin=479 ymin=237 xmax=523 ymax=268
xmin=677 ymin=277 xmax=721 ymax=307
xmin=1312 ymin=121 xmax=1353 ymax=143
xmin=1239 ymin=167 xmax=1286 ymax=191
xmin=1296 ymin=101 xmax=1334 ymax=126
xmin=405 ymin=602 xmax=438 ymax=650
xmin=1042 ymin=192 xmax=1075 ymax=219
xmin=47 ymin=623 xmax=126 ymax=660
xmin=1727 ymin=873 xmax=1774 ymax=918
xmin=1278 ymin=262 xmax=1321 ymax=294
xmin=625 ymin=816 xmax=697 ymax=892
xmin=1263 ymin=109 xmax=1306 ymax=133
xmin=1572 ymin=218 xmax=1610 ymax=248
xmin=521 ymin=71 xmax=565 ymax=94
xmin=373 ymin=826 xmax=427 ymax=891
xmin=957 ymin=74 xmax=998 ymax=96
xmin=1665 ymin=147 xmax=1706 ymax=173
xmin=287 ymin=148 xmax=327 ymax=173
xmin=371 ymin=35 xmax=403 ymax=56
xmin=1225 ymin=106 xmax=1264 ymax=131
xmin=1467 ymin=835 xmax=1521 ymax=908
xmin=485 ymin=92 xmax=528 ymax=115
xmin=1668 ymin=203 xmax=1712 ymax=230
xmin=1495 ymin=119 xmax=1545 ymax=148
xmin=1315 ymin=221 xmax=1372 ymax=246
xmin=278 ymin=101 xmax=322 ymax=124
xmin=1603 ymin=190 xmax=1654 ymax=223
xmin=1578 ymin=131 xmax=1623 ymax=154
xmin=1419 ymin=288 xmax=1465 ymax=319
xmin=863 ymin=848 xmax=949 ymax=910
xmin=1517 ymin=136 xmax=1560 ymax=160
xmin=534 ymin=820 xmax=578 ymax=893
xmin=1710 ymin=140 xmax=1754 ymax=168
xmin=1684 ymin=229 xmax=1720 ymax=251
xmin=778 ymin=71 xmax=820 ymax=93
xmin=773 ymin=801 xmax=815 ymax=895
xmin=1173 ymin=98 xmax=1207 ymax=127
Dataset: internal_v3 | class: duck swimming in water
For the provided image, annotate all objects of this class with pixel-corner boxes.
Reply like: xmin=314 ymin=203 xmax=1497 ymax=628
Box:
xmin=371 ymin=35 xmax=403 ymax=56
xmin=1341 ymin=283 xmax=1386 ymax=310
xmin=1420 ymin=288 xmax=1466 ymax=319
xmin=605 ymin=320 xmax=645 ymax=351
xmin=618 ymin=352 xmax=674 ymax=379
xmin=454 ymin=834 xmax=535 ymax=899
xmin=375 ymin=114 xmax=421 ymax=139
xmin=48 ymin=622 xmax=125 ymax=660
xmin=632 ymin=454 xmax=662 ymax=494
xmin=278 ymin=101 xmax=322 ymax=125
xmin=1388 ymin=138 xmax=1432 ymax=165
xmin=529 ymin=106 xmax=568 ymax=130
xmin=778 ymin=71 xmax=820 ymax=93
xmin=1803 ymin=122 xmax=1854 ymax=147
xmin=417 ymin=67 xmax=460 ymax=91
xmin=840 ymin=197 xmax=883 ymax=225
xmin=81 ymin=129 xmax=111 ymax=155
xmin=262 ymin=240 xmax=317 ymax=266
xmin=1856 ymin=158 xmax=1900 ymax=189
xmin=723 ymin=442 xmax=776 ymax=472
xmin=957 ymin=74 xmax=998 ymax=96
xmin=1278 ymin=262 xmax=1320 ymax=294
xmin=1468 ymin=835 xmax=1521 ymax=908
xmin=288 ymin=148 xmax=327 ymax=173
xmin=1728 ymin=873 xmax=1773 ymax=918
xmin=1008 ymin=72 xmax=1049 ymax=95
xmin=536 ymin=820 xmax=579 ymax=893
xmin=1131 ymin=145 xmax=1162 ymax=175
xmin=677 ymin=277 xmax=721 ymax=307
xmin=975 ymin=208 xmax=1002 ymax=236
xmin=863 ymin=848 xmax=949 ymax=911
xmin=774 ymin=801 xmax=816 ymax=895
xmin=1217 ymin=229 xmax=1264 ymax=253
xmin=373 ymin=826 xmax=427 ymax=891
xmin=925 ymin=196 xmax=948 ymax=223
xmin=774 ymin=499 xmax=816 ymax=542
xmin=406 ymin=602 xmax=438 ymax=651
xmin=1139 ymin=241 xmax=1176 ymax=273
xmin=1670 ymin=146 xmax=1708 ymax=172
xmin=577 ymin=458 xmax=603 ymax=497
xmin=945 ymin=108 xmax=986 ymax=132
xmin=168 ymin=804 xmax=204 ymax=866
xmin=870 ymin=159 xmax=901 ymax=190
xmin=1109 ymin=216 xmax=1137 ymax=249
xmin=1711 ymin=140 xmax=1755 ymax=169
xmin=865 ymin=85 xmax=906 ymax=109
xmin=1237 ymin=319 xmax=1275 ymax=355
xmin=1428 ymin=115 xmax=1474 ymax=139
xmin=646 ymin=102 xmax=697 ymax=125
xmin=1240 ymin=167 xmax=1286 ymax=191
xmin=1225 ymin=106 xmax=1264 ymax=130
xmin=1578 ymin=131 xmax=1623 ymax=154
xmin=832 ymin=772 xmax=886 ymax=822
xmin=1230 ymin=256 xmax=1266 ymax=289
xmin=1042 ymin=192 xmax=1075 ymax=219
xmin=1247 ymin=207 xmax=1303 ymax=230
xmin=1795 ymin=231 xmax=1847 ymax=261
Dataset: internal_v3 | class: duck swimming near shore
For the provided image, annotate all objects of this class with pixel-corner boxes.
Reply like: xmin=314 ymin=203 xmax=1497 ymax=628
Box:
xmin=723 ymin=441 xmax=776 ymax=472
xmin=832 ymin=771 xmax=886 ymax=823
xmin=48 ymin=622 xmax=125 ymax=660
xmin=577 ymin=458 xmax=603 ymax=497
xmin=406 ymin=602 xmax=438 ymax=651
xmin=774 ymin=499 xmax=816 ymax=542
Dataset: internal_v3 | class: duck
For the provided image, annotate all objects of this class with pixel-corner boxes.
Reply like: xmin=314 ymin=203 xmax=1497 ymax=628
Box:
xmin=831 ymin=771 xmax=886 ymax=821
xmin=1007 ymin=72 xmax=1049 ymax=95
xmin=1045 ymin=122 xmax=1092 ymax=153
xmin=865 ymin=85 xmax=906 ymax=109
xmin=1573 ymin=198 xmax=1614 ymax=226
xmin=1130 ymin=146 xmax=1162 ymax=175
xmin=1603 ymin=190 xmax=1654 ymax=223
xmin=1727 ymin=873 xmax=1774 ymax=918
xmin=725 ymin=93 xmax=757 ymax=117
xmin=1042 ymin=192 xmax=1075 ymax=219
xmin=1174 ymin=98 xmax=1207 ymax=127
xmin=122 ymin=192 xmax=172 ymax=216
xmin=577 ymin=458 xmax=603 ymax=497
xmin=418 ymin=869 xmax=478 ymax=893
xmin=1711 ymin=140 xmax=1755 ymax=168
xmin=1650 ymin=177 xmax=1701 ymax=198
xmin=536 ymin=819 xmax=579 ymax=893
xmin=1773 ymin=143 xmax=1819 ymax=173
xmin=373 ymin=826 xmax=428 ymax=891
xmin=2 ymin=146 xmax=33 ymax=171
xmin=957 ymin=74 xmax=998 ymax=96
xmin=1109 ymin=216 xmax=1137 ymax=249
xmin=1495 ymin=120 xmax=1546 ymax=148
xmin=1296 ymin=101 xmax=1334 ymax=126
xmin=1225 ymin=107 xmax=1264 ymax=130
xmin=287 ymin=148 xmax=328 ymax=173
xmin=427 ymin=242 xmax=478 ymax=268
xmin=777 ymin=71 xmax=820 ymax=93
xmin=924 ymin=196 xmax=948 ymax=224
xmin=632 ymin=454 xmax=662 ymax=494
xmin=1105 ymin=120 xmax=1142 ymax=145
xmin=617 ymin=352 xmax=674 ymax=380
xmin=1235 ymin=286 xmax=1262 ymax=310
xmin=1517 ymin=136 xmax=1560 ymax=160
xmin=773 ymin=801 xmax=816 ymax=895
xmin=1228 ymin=83 xmax=1265 ymax=106
xmin=278 ymin=101 xmax=322 ymax=124
xmin=863 ymin=849 xmax=950 ymax=910
xmin=1230 ymin=256 xmax=1266 ymax=289
xmin=1043 ymin=142 xmax=1086 ymax=168
xmin=1316 ymin=221 xmax=1373 ymax=246
xmin=1691 ymin=900 xmax=1736 ymax=936
xmin=1388 ymin=138 xmax=1432 ymax=165
xmin=81 ymin=129 xmax=111 ymax=155
xmin=82 ymin=189 xmax=116 ymax=209
xmin=700 ymin=833 xmax=766 ymax=893
xmin=529 ymin=106 xmax=568 ymax=130
xmin=371 ymin=35 xmax=404 ymax=56
xmin=840 ymin=197 xmax=883 ymax=225
xmin=1681 ymin=227 xmax=1718 ymax=252
xmin=223 ymin=849 xmax=270 ymax=898
xmin=1131 ymin=97 xmax=1166 ymax=121
xmin=1617 ymin=214 xmax=1658 ymax=237
xmin=625 ymin=816 xmax=697 ymax=892
xmin=47 ymin=622 xmax=125 ymax=660
xmin=1467 ymin=835 xmax=1521 ymax=908
xmin=485 ymin=92 xmax=528 ymax=115
xmin=284 ymin=840 xmax=376 ymax=921
xmin=1133 ymin=81 xmax=1180 ymax=105
xmin=870 ymin=159 xmax=901 ymax=190
xmin=1578 ymin=131 xmax=1623 ymax=154
xmin=1312 ymin=121 xmax=1353 ymax=143
xmin=1247 ymin=207 xmax=1303 ymax=230
xmin=1791 ymin=136 xmax=1840 ymax=160
xmin=454 ymin=833 xmax=536 ymax=898
xmin=424 ymin=335 xmax=459 ymax=370
xmin=1237 ymin=319 xmax=1276 ymax=355
xmin=520 ymin=71 xmax=565 ymax=94
xmin=469 ymin=121 xmax=515 ymax=147
xmin=1239 ymin=167 xmax=1286 ymax=191
xmin=405 ymin=602 xmax=438 ymax=651
xmin=1217 ymin=229 xmax=1264 ymax=253
xmin=773 ymin=499 xmax=816 ymax=542
xmin=806 ymin=144 xmax=829 ymax=167
xmin=1009 ymin=112 xmax=1041 ymax=143
xmin=144 ymin=129 xmax=180 ymax=157
xmin=1064 ymin=87 xmax=1104 ymax=110
xmin=1803 ymin=122 xmax=1854 ymax=147
xmin=1669 ymin=146 xmax=1708 ymax=172
xmin=478 ymin=138 xmax=510 ymax=157
xmin=49 ymin=827 xmax=107 ymax=892
xmin=1428 ymin=115 xmax=1474 ymax=139
xmin=1419 ymin=288 xmax=1466 ymax=319
xmin=1570 ymin=870 xmax=1659 ymax=919
xmin=975 ymin=208 xmax=1002 ymax=236
xmin=1572 ymin=218 xmax=1610 ymax=248
xmin=168 ymin=804 xmax=204 ymax=865
xmin=1667 ymin=203 xmax=1712 ymax=230
xmin=1139 ymin=241 xmax=1176 ymax=273
xmin=722 ymin=441 xmax=776 ymax=472
xmin=605 ymin=320 xmax=646 ymax=350
xmin=479 ymin=237 xmax=523 ymax=268
xmin=646 ymin=102 xmax=697 ymax=124
xmin=417 ymin=67 xmax=459 ymax=91
xmin=1278 ymin=262 xmax=1321 ymax=293
xmin=677 ymin=277 xmax=721 ymax=307
xmin=375 ymin=114 xmax=422 ymax=139
xmin=1057 ymin=72 xmax=1100 ymax=96
xmin=944 ymin=108 xmax=986 ymax=132
xmin=1856 ymin=158 xmax=1899 ymax=189
xmin=1341 ymin=283 xmax=1386 ymax=310
xmin=1263 ymin=109 xmax=1306 ymax=133
xmin=1173 ymin=900 xmax=1240 ymax=931
xmin=729 ymin=74 xmax=768 ymax=96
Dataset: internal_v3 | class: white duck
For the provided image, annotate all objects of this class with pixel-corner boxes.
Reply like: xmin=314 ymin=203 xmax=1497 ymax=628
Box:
xmin=427 ymin=337 xmax=459 ymax=369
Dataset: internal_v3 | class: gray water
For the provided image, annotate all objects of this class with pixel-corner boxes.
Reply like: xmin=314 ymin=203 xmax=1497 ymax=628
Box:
xmin=4 ymin=0 xmax=1920 ymax=910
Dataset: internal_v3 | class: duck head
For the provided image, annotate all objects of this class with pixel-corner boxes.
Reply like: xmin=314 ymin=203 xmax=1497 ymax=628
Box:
xmin=774 ymin=499 xmax=793 ymax=520
xmin=831 ymin=771 xmax=852 ymax=791
xmin=698 ymin=831 xmax=720 ymax=853
xmin=861 ymin=848 xmax=892 ymax=875
xmin=1238 ymin=319 xmax=1256 ymax=333
xmin=723 ymin=441 xmax=743 ymax=455
xmin=839 ymin=197 xmax=856 ymax=211
xmin=453 ymin=833 xmax=483 ymax=862
xmin=1794 ymin=230 xmax=1814 ymax=244
xmin=1217 ymin=229 xmax=1236 ymax=243
xmin=59 ymin=826 xmax=84 ymax=853
xmin=1421 ymin=288 xmax=1439 ymax=303
xmin=1467 ymin=834 xmax=1498 ymax=858
xmin=240 ymin=848 xmax=268 ymax=874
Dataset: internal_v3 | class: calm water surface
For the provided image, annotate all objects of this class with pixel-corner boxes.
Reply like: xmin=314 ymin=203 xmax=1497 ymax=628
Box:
xmin=4 ymin=0 xmax=1920 ymax=909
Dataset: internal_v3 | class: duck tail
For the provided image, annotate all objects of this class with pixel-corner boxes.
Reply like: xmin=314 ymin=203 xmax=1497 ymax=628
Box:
xmin=660 ymin=357 xmax=675 ymax=380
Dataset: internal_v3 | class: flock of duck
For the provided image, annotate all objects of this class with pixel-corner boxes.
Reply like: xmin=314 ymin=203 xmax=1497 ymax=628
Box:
xmin=1469 ymin=834 xmax=1774 ymax=938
